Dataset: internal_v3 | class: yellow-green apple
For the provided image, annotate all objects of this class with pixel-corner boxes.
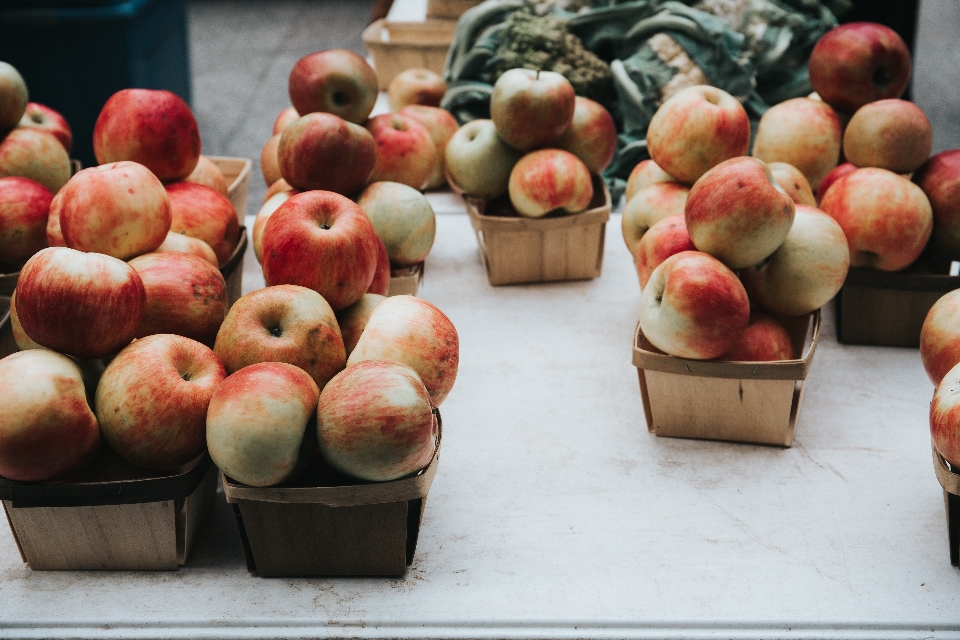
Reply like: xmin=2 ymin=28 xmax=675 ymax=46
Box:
xmin=508 ymin=148 xmax=592 ymax=218
xmin=318 ymin=360 xmax=437 ymax=482
xmin=622 ymin=181 xmax=689 ymax=256
xmin=252 ymin=191 xmax=293 ymax=263
xmin=261 ymin=191 xmax=380 ymax=310
xmin=769 ymin=162 xmax=816 ymax=206
xmin=0 ymin=349 xmax=100 ymax=481
xmin=816 ymin=161 xmax=856 ymax=203
xmin=272 ymin=106 xmax=299 ymax=135
xmin=0 ymin=176 xmax=53 ymax=269
xmin=844 ymin=99 xmax=932 ymax=173
xmin=129 ymin=252 xmax=227 ymax=346
xmin=347 ymin=295 xmax=458 ymax=405
xmin=365 ymin=112 xmax=437 ymax=190
xmin=740 ymin=204 xmax=849 ymax=316
xmin=808 ymin=22 xmax=911 ymax=114
xmin=59 ymin=161 xmax=171 ymax=260
xmin=356 ymin=181 xmax=436 ymax=267
xmin=93 ymin=88 xmax=201 ymax=182
xmin=625 ymin=159 xmax=676 ymax=204
xmin=490 ymin=68 xmax=575 ymax=151
xmin=685 ymin=156 xmax=796 ymax=269
xmin=15 ymin=247 xmax=145 ymax=358
xmin=388 ymin=68 xmax=447 ymax=111
xmin=185 ymin=155 xmax=229 ymax=198
xmin=444 ymin=119 xmax=522 ymax=198
xmin=0 ymin=127 xmax=71 ymax=192
xmin=45 ymin=188 xmax=64 ymax=247
xmin=207 ymin=361 xmax=320 ymax=487
xmin=930 ymin=361 xmax=960 ymax=467
xmin=820 ymin=167 xmax=932 ymax=271
xmin=369 ymin=234 xmax=390 ymax=296
xmin=335 ymin=293 xmax=385 ymax=357
xmin=167 ymin=181 xmax=238 ymax=267
xmin=157 ymin=231 xmax=218 ymax=266
xmin=9 ymin=291 xmax=44 ymax=351
xmin=646 ymin=85 xmax=750 ymax=185
xmin=213 ymin=284 xmax=346 ymax=390
xmin=751 ymin=97 xmax=842 ymax=189
xmin=638 ymin=250 xmax=750 ymax=359
xmin=279 ymin=112 xmax=376 ymax=195
xmin=635 ymin=214 xmax=695 ymax=289
xmin=288 ymin=49 xmax=378 ymax=125
xmin=0 ymin=61 xmax=27 ymax=134
xmin=260 ymin=133 xmax=282 ymax=187
xmin=399 ymin=105 xmax=458 ymax=190
xmin=18 ymin=102 xmax=72 ymax=153
xmin=719 ymin=311 xmax=796 ymax=361
xmin=921 ymin=290 xmax=960 ymax=386
xmin=555 ymin=96 xmax=617 ymax=174
xmin=95 ymin=334 xmax=225 ymax=470
xmin=914 ymin=150 xmax=960 ymax=260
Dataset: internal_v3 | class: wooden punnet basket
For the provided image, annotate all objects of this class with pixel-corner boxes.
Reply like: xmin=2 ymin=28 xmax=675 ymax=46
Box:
xmin=209 ymin=156 xmax=253 ymax=224
xmin=932 ymin=445 xmax=960 ymax=566
xmin=633 ymin=311 xmax=821 ymax=447
xmin=362 ymin=19 xmax=457 ymax=90
xmin=389 ymin=262 xmax=424 ymax=297
xmin=426 ymin=0 xmax=483 ymax=20
xmin=221 ymin=226 xmax=248 ymax=308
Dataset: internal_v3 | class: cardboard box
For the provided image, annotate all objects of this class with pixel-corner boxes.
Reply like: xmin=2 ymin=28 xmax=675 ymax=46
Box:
xmin=932 ymin=445 xmax=960 ymax=566
xmin=633 ymin=311 xmax=821 ymax=447
xmin=362 ymin=19 xmax=457 ymax=90
xmin=209 ymin=156 xmax=253 ymax=224
xmin=464 ymin=175 xmax=611 ymax=286
xmin=835 ymin=261 xmax=960 ymax=348
xmin=221 ymin=226 xmax=248 ymax=308
xmin=389 ymin=262 xmax=423 ymax=297
xmin=223 ymin=424 xmax=441 ymax=577
xmin=426 ymin=0 xmax=483 ymax=19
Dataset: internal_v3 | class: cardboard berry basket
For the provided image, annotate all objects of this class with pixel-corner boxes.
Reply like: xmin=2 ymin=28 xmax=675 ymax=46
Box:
xmin=362 ymin=19 xmax=457 ymax=90
xmin=633 ymin=311 xmax=821 ymax=447
xmin=426 ymin=0 xmax=483 ymax=20
xmin=209 ymin=156 xmax=253 ymax=224
xmin=388 ymin=262 xmax=424 ymax=297
xmin=221 ymin=226 xmax=248 ymax=308
xmin=463 ymin=175 xmax=611 ymax=286
xmin=222 ymin=418 xmax=441 ymax=577
xmin=932 ymin=445 xmax=960 ymax=566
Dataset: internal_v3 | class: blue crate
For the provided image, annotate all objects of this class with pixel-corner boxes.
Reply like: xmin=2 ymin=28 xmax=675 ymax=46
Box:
xmin=0 ymin=0 xmax=191 ymax=167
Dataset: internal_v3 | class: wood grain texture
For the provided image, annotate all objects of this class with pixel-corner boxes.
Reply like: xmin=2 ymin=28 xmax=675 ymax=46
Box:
xmin=426 ymin=0 xmax=482 ymax=19
xmin=388 ymin=262 xmax=423 ymax=297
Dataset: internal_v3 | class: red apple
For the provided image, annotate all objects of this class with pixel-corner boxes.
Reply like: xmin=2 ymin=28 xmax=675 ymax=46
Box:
xmin=752 ymin=97 xmax=843 ymax=189
xmin=15 ymin=247 xmax=146 ymax=358
xmin=843 ymin=98 xmax=932 ymax=174
xmin=185 ymin=155 xmax=229 ymax=198
xmin=0 ymin=61 xmax=28 ymax=134
xmin=365 ymin=112 xmax=437 ymax=190
xmin=357 ymin=181 xmax=436 ymax=267
xmin=622 ymin=181 xmax=689 ymax=256
xmin=335 ymin=293 xmax=386 ymax=357
xmin=921 ymin=290 xmax=960 ymax=386
xmin=18 ymin=102 xmax=72 ymax=153
xmin=8 ymin=290 xmax=44 ymax=351
xmin=555 ymin=96 xmax=617 ymax=174
xmin=915 ymin=150 xmax=960 ymax=260
xmin=166 ymin=181 xmax=238 ymax=267
xmin=272 ymin=106 xmax=300 ymax=135
xmin=399 ymin=105 xmax=459 ymax=190
xmin=443 ymin=119 xmax=522 ymax=198
xmin=264 ymin=177 xmax=297 ymax=203
xmin=156 ymin=231 xmax=218 ymax=266
xmin=638 ymin=250 xmax=750 ymax=360
xmin=635 ymin=214 xmax=695 ymax=289
xmin=260 ymin=190 xmax=379 ymax=311
xmin=768 ymin=162 xmax=816 ymax=206
xmin=0 ymin=349 xmax=100 ymax=481
xmin=490 ymin=69 xmax=575 ymax=151
xmin=719 ymin=311 xmax=796 ymax=361
xmin=45 ymin=188 xmax=65 ymax=247
xmin=369 ymin=233 xmax=391 ymax=296
xmin=809 ymin=22 xmax=911 ymax=114
xmin=279 ymin=112 xmax=376 ymax=195
xmin=625 ymin=159 xmax=677 ymax=204
xmin=93 ymin=88 xmax=201 ymax=182
xmin=508 ymin=149 xmax=593 ymax=218
xmin=260 ymin=133 xmax=282 ymax=187
xmin=388 ymin=68 xmax=447 ymax=111
xmin=817 ymin=161 xmax=857 ymax=203
xmin=0 ymin=176 xmax=53 ymax=269
xmin=0 ymin=127 xmax=72 ymax=193
xmin=931 ymin=362 xmax=960 ymax=467
xmin=95 ymin=334 xmax=225 ymax=470
xmin=288 ymin=49 xmax=379 ymax=125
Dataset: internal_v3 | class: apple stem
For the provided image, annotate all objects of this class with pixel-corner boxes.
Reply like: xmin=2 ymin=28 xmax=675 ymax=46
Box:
xmin=180 ymin=372 xmax=192 ymax=381
xmin=320 ymin=223 xmax=330 ymax=230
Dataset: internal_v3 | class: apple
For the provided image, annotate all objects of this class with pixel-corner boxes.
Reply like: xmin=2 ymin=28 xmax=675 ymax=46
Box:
xmin=252 ymin=191 xmax=293 ymax=263
xmin=741 ymin=204 xmax=850 ymax=316
xmin=8 ymin=291 xmax=44 ymax=351
xmin=369 ymin=233 xmax=391 ymax=296
xmin=0 ymin=61 xmax=28 ymax=134
xmin=317 ymin=360 xmax=437 ymax=482
xmin=207 ymin=361 xmax=320 ymax=487
xmin=93 ymin=88 xmax=201 ymax=182
xmin=357 ymin=181 xmax=436 ymax=267
xmin=260 ymin=190 xmax=379 ymax=311
xmin=635 ymin=214 xmax=695 ymax=289
xmin=638 ymin=250 xmax=750 ymax=360
xmin=931 ymin=361 xmax=960 ymax=467
xmin=214 ymin=284 xmax=346 ymax=389
xmin=45 ymin=188 xmax=65 ymax=247
xmin=921 ymin=290 xmax=960 ymax=386
xmin=0 ymin=176 xmax=53 ymax=269
xmin=685 ymin=156 xmax=796 ymax=269
xmin=0 ymin=349 xmax=100 ymax=481
xmin=751 ymin=97 xmax=843 ymax=189
xmin=0 ymin=127 xmax=72 ymax=193
xmin=166 ymin=181 xmax=238 ymax=267
xmin=365 ymin=112 xmax=437 ymax=190
xmin=15 ymin=247 xmax=146 ymax=359
xmin=915 ymin=150 xmax=960 ymax=260
xmin=128 ymin=251 xmax=227 ymax=346
xmin=816 ymin=161 xmax=857 ymax=203
xmin=279 ymin=112 xmax=376 ymax=195
xmin=809 ymin=22 xmax=911 ymax=114
xmin=347 ymin=294 xmax=459 ymax=406
xmin=622 ymin=181 xmax=690 ymax=256
xmin=444 ymin=119 xmax=522 ymax=198
xmin=18 ymin=102 xmax=72 ymax=153
xmin=273 ymin=106 xmax=300 ymax=135
xmin=288 ymin=49 xmax=379 ymax=125
xmin=335 ymin=293 xmax=386 ymax=357
xmin=719 ymin=311 xmax=796 ymax=361
xmin=555 ymin=96 xmax=618 ymax=174
xmin=768 ymin=162 xmax=816 ymax=206
xmin=625 ymin=159 xmax=676 ymax=204
xmin=399 ymin=105 xmax=458 ymax=190
xmin=843 ymin=98 xmax=932 ymax=174
xmin=95 ymin=334 xmax=225 ymax=470
xmin=156 ymin=231 xmax=219 ymax=266
xmin=820 ymin=167 xmax=932 ymax=271
xmin=185 ymin=155 xmax=229 ymax=197
xmin=490 ymin=69 xmax=575 ymax=151
xmin=264 ymin=177 xmax=297 ymax=203
xmin=260 ymin=133 xmax=282 ymax=187
xmin=646 ymin=85 xmax=750 ymax=185
xmin=508 ymin=149 xmax=593 ymax=218
xmin=59 ymin=161 xmax=171 ymax=260
xmin=388 ymin=68 xmax=447 ymax=111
